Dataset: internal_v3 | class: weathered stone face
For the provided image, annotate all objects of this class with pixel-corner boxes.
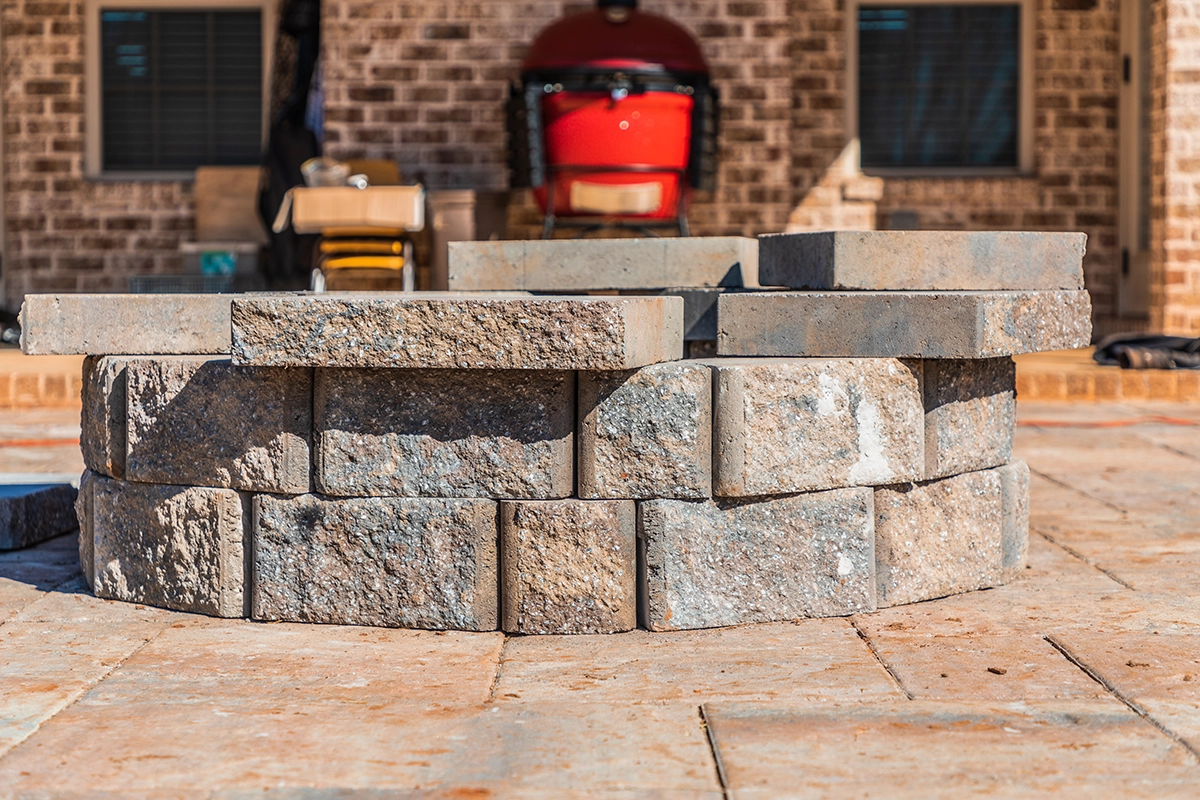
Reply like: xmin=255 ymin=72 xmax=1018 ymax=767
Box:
xmin=75 ymin=470 xmax=96 ymax=589
xmin=999 ymin=460 xmax=1031 ymax=579
xmin=579 ymin=363 xmax=712 ymax=500
xmin=717 ymin=290 xmax=1093 ymax=359
xmin=81 ymin=356 xmax=128 ymax=480
xmin=447 ymin=236 xmax=759 ymax=291
xmin=252 ymin=494 xmax=499 ymax=631
xmin=91 ymin=477 xmax=248 ymax=618
xmin=0 ymin=482 xmax=78 ymax=551
xmin=19 ymin=294 xmax=233 ymax=355
xmin=500 ymin=499 xmax=636 ymax=634
xmin=231 ymin=294 xmax=684 ymax=370
xmin=124 ymin=358 xmax=312 ymax=494
xmin=639 ymin=489 xmax=877 ymax=631
xmin=710 ymin=358 xmax=924 ymax=496
xmin=874 ymin=468 xmax=1006 ymax=608
xmin=918 ymin=358 xmax=1016 ymax=479
xmin=315 ymin=368 xmax=574 ymax=499
xmin=759 ymin=231 xmax=1087 ymax=291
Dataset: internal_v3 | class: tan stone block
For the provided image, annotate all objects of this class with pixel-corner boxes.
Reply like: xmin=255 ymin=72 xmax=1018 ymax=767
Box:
xmin=711 ymin=358 xmax=923 ymax=496
xmin=19 ymin=293 xmax=233 ymax=355
xmin=501 ymin=499 xmax=636 ymax=635
xmin=80 ymin=356 xmax=127 ymax=479
xmin=1118 ymin=371 xmax=1149 ymax=399
xmin=919 ymin=358 xmax=1015 ymax=480
xmin=1146 ymin=369 xmax=1179 ymax=399
xmin=1093 ymin=369 xmax=1122 ymax=400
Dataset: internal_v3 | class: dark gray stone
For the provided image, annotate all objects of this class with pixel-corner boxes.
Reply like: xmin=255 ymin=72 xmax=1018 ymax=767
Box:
xmin=0 ymin=482 xmax=78 ymax=550
xmin=252 ymin=494 xmax=499 ymax=631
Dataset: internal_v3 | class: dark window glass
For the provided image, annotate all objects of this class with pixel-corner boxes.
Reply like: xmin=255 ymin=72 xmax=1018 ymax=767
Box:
xmin=101 ymin=9 xmax=262 ymax=171
xmin=858 ymin=5 xmax=1019 ymax=169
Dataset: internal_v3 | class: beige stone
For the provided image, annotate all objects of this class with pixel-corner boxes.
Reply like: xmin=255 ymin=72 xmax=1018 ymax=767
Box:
xmin=918 ymin=357 xmax=1016 ymax=479
xmin=19 ymin=294 xmax=233 ymax=355
xmin=711 ymin=358 xmax=923 ymax=496
xmin=231 ymin=293 xmax=683 ymax=370
xmin=80 ymin=356 xmax=127 ymax=479
xmin=1000 ymin=460 xmax=1031 ymax=578
xmin=578 ymin=363 xmax=712 ymax=500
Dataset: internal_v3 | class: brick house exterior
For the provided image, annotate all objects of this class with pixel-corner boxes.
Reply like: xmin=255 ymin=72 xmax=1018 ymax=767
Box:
xmin=1 ymin=0 xmax=1197 ymax=337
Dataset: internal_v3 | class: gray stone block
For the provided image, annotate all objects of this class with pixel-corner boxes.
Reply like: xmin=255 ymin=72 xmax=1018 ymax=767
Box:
xmin=579 ymin=363 xmax=712 ymax=500
xmin=999 ymin=460 xmax=1031 ymax=579
xmin=710 ymin=358 xmax=923 ymax=496
xmin=231 ymin=293 xmax=683 ymax=370
xmin=75 ymin=470 xmax=96 ymax=589
xmin=500 ymin=499 xmax=636 ymax=634
xmin=874 ymin=468 xmax=1006 ymax=608
xmin=0 ymin=482 xmax=78 ymax=550
xmin=20 ymin=293 xmax=233 ymax=355
xmin=253 ymin=494 xmax=498 ymax=631
xmin=638 ymin=489 xmax=876 ymax=631
xmin=315 ymin=368 xmax=574 ymax=499
xmin=717 ymin=290 xmax=1093 ymax=358
xmin=125 ymin=358 xmax=312 ymax=494
xmin=448 ymin=236 xmax=758 ymax=291
xmin=81 ymin=356 xmax=128 ymax=479
xmin=759 ymin=231 xmax=1086 ymax=291
xmin=918 ymin=358 xmax=1016 ymax=479
xmin=91 ymin=477 xmax=248 ymax=617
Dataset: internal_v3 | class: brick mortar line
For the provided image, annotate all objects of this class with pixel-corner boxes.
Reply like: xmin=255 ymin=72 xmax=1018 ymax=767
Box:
xmin=698 ymin=704 xmax=732 ymax=800
xmin=1028 ymin=466 xmax=1129 ymax=515
xmin=850 ymin=618 xmax=914 ymax=701
xmin=1032 ymin=529 xmax=1137 ymax=591
xmin=0 ymin=618 xmax=171 ymax=764
xmin=1045 ymin=634 xmax=1200 ymax=763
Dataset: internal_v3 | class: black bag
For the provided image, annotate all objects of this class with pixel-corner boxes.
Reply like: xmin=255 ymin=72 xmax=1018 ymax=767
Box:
xmin=1093 ymin=333 xmax=1200 ymax=370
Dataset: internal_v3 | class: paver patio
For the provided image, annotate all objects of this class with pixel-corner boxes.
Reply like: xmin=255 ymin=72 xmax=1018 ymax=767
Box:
xmin=0 ymin=399 xmax=1198 ymax=797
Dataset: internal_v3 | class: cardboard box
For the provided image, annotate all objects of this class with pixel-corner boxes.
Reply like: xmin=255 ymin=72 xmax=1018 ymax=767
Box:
xmin=273 ymin=185 xmax=425 ymax=234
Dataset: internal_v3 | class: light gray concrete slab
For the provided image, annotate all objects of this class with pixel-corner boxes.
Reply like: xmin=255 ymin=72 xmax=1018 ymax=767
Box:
xmin=20 ymin=294 xmax=233 ymax=355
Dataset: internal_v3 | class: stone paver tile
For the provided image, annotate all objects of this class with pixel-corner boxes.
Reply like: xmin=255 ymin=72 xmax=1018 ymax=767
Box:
xmin=215 ymin=791 xmax=718 ymax=800
xmin=704 ymin=700 xmax=1200 ymax=798
xmin=0 ymin=616 xmax=169 ymax=757
xmin=492 ymin=620 xmax=904 ymax=705
xmin=12 ymin=576 xmax=178 ymax=625
xmin=0 ymin=699 xmax=719 ymax=795
xmin=0 ymin=532 xmax=82 ymax=621
xmin=0 ymin=442 xmax=84 ymax=475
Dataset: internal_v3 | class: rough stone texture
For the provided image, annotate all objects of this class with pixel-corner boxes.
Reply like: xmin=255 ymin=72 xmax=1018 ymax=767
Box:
xmin=718 ymin=290 xmax=1093 ymax=359
xmin=75 ymin=469 xmax=96 ymax=589
xmin=253 ymin=494 xmax=498 ymax=631
xmin=710 ymin=358 xmax=923 ymax=496
xmin=0 ymin=482 xmax=78 ymax=550
xmin=500 ymin=499 xmax=636 ymax=635
xmin=91 ymin=476 xmax=248 ymax=617
xmin=579 ymin=363 xmax=711 ymax=500
xmin=315 ymin=368 xmax=573 ymax=499
xmin=621 ymin=287 xmax=740 ymax=342
xmin=124 ymin=358 xmax=312 ymax=494
xmin=231 ymin=294 xmax=683 ymax=370
xmin=759 ymin=231 xmax=1087 ymax=291
xmin=19 ymin=294 xmax=233 ymax=355
xmin=638 ymin=489 xmax=876 ymax=631
xmin=874 ymin=469 xmax=1006 ymax=608
xmin=447 ymin=237 xmax=759 ymax=291
xmin=999 ymin=460 xmax=1031 ymax=579
xmin=80 ymin=356 xmax=127 ymax=479
xmin=918 ymin=358 xmax=1016 ymax=480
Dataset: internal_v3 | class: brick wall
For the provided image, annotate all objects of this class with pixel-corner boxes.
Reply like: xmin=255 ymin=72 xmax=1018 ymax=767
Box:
xmin=0 ymin=0 xmax=195 ymax=308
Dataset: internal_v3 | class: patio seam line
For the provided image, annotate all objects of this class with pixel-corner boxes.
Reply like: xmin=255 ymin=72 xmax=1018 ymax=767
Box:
xmin=1150 ymin=441 xmax=1200 ymax=464
xmin=0 ymin=618 xmax=172 ymax=763
xmin=484 ymin=635 xmax=510 ymax=704
xmin=0 ymin=569 xmax=88 ymax=632
xmin=850 ymin=617 xmax=914 ymax=700
xmin=1027 ymin=466 xmax=1130 ymax=515
xmin=699 ymin=704 xmax=732 ymax=800
xmin=1031 ymin=529 xmax=1137 ymax=590
xmin=1044 ymin=634 xmax=1200 ymax=763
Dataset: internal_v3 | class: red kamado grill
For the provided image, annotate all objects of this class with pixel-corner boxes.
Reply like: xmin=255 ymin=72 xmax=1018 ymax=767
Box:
xmin=507 ymin=0 xmax=719 ymax=237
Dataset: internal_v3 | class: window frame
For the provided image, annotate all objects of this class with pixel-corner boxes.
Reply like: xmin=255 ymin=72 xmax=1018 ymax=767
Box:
xmin=84 ymin=0 xmax=276 ymax=179
xmin=846 ymin=0 xmax=1035 ymax=177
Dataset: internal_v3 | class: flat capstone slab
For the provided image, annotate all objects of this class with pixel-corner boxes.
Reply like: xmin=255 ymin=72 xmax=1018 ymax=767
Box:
xmin=501 ymin=499 xmax=636 ymax=635
xmin=315 ymin=368 xmax=574 ymax=499
xmin=125 ymin=358 xmax=312 ymax=494
xmin=253 ymin=494 xmax=498 ymax=632
xmin=718 ymin=290 xmax=1092 ymax=359
xmin=710 ymin=358 xmax=923 ymax=496
xmin=638 ymin=489 xmax=876 ymax=631
xmin=918 ymin=357 xmax=1015 ymax=480
xmin=447 ymin=236 xmax=759 ymax=291
xmin=20 ymin=294 xmax=232 ymax=355
xmin=578 ymin=363 xmax=712 ymax=500
xmin=759 ymin=230 xmax=1086 ymax=291
xmin=89 ymin=474 xmax=248 ymax=618
xmin=0 ymin=482 xmax=78 ymax=550
xmin=231 ymin=293 xmax=683 ymax=370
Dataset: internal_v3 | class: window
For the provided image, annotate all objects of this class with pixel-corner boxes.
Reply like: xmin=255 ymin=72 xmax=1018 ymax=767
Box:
xmin=86 ymin=0 xmax=274 ymax=177
xmin=850 ymin=0 xmax=1033 ymax=173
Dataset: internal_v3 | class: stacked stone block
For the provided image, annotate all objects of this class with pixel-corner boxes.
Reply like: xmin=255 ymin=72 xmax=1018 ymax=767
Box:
xmin=48 ymin=231 xmax=1090 ymax=635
